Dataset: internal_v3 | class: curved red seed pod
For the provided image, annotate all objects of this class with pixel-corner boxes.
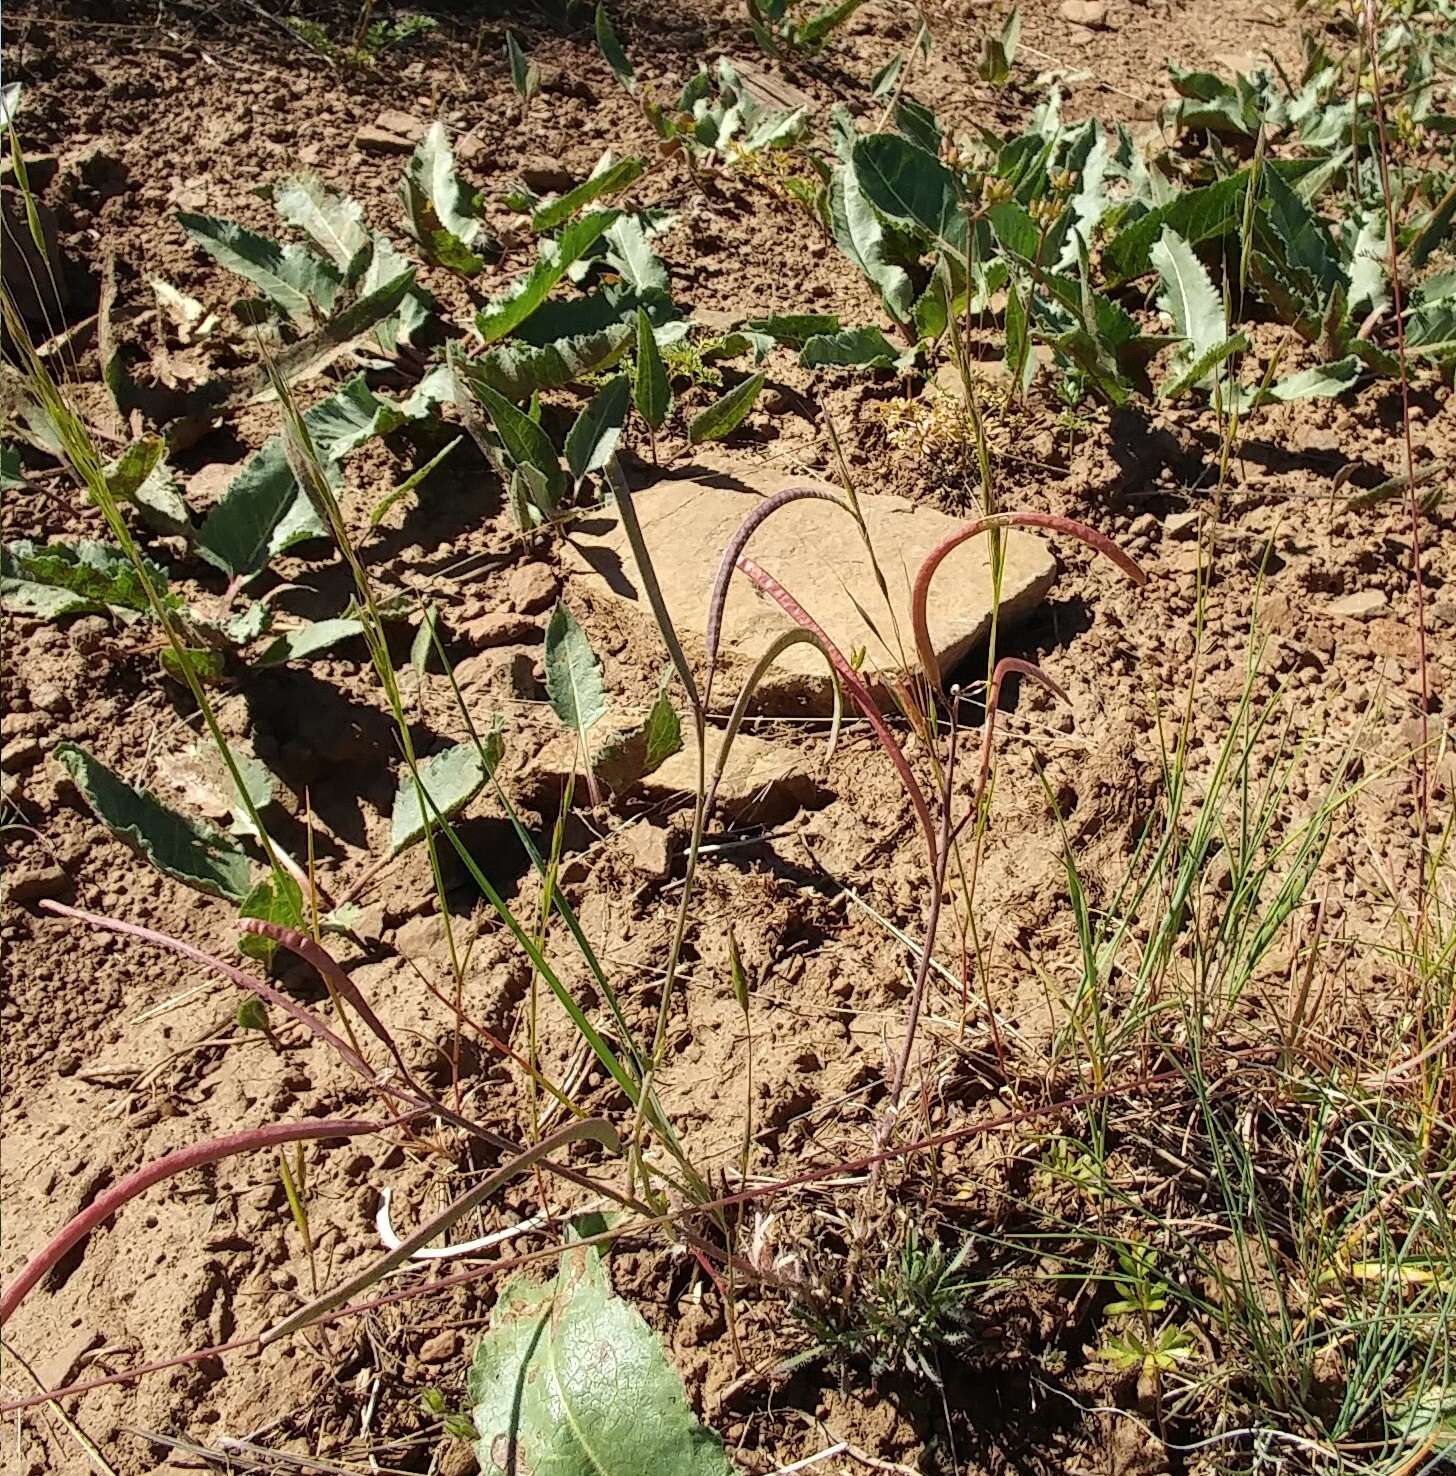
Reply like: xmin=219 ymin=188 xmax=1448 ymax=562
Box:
xmin=0 ymin=1116 xmax=387 ymax=1327
xmin=952 ymin=657 xmax=1070 ymax=850
xmin=705 ymin=485 xmax=851 ymax=709
xmin=912 ymin=512 xmax=1147 ymax=691
xmin=736 ymin=555 xmax=937 ymax=858
xmin=242 ymin=920 xmax=417 ymax=1088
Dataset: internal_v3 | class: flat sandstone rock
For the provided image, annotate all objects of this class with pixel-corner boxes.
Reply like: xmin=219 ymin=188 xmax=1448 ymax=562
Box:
xmin=565 ymin=473 xmax=1058 ymax=714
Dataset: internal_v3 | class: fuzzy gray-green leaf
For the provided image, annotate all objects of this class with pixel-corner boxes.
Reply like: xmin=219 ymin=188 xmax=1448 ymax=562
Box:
xmin=604 ymin=215 xmax=669 ymax=293
xmin=270 ymin=175 xmax=371 ymax=278
xmin=244 ymin=269 xmax=415 ymax=400
xmin=2 ymin=538 xmax=176 ymax=620
xmin=506 ymin=30 xmax=540 ymax=100
xmin=593 ymin=691 xmax=683 ymax=793
xmin=256 ymin=617 xmax=366 ymax=667
xmin=850 ymin=133 xmax=966 ymax=258
xmin=195 ymin=377 xmax=405 ymax=577
xmin=390 ymin=740 xmax=496 ymax=855
xmin=402 ymin=122 xmax=490 ymax=277
xmin=565 ymin=374 xmax=631 ymax=484
xmin=688 ymin=372 xmax=764 ymax=444
xmin=545 ymin=602 xmax=608 ymax=745
xmin=469 ymin=323 xmax=632 ymax=402
xmin=800 ymin=325 xmax=907 ymax=369
xmin=595 ymin=4 xmax=637 ymax=92
xmin=1157 ymin=333 xmax=1248 ymax=400
xmin=469 ymin=1243 xmax=732 ymax=1476
xmin=831 ymin=164 xmax=916 ymax=325
xmin=178 ymin=213 xmax=341 ymax=322
xmin=471 ymin=379 xmax=568 ymax=507
xmin=54 ymin=742 xmax=252 ymax=902
xmin=532 ymin=155 xmax=645 ymax=233
xmin=475 ymin=211 xmax=620 ymax=343
xmin=633 ymin=306 xmax=672 ymax=429
xmin=1151 ymin=228 xmax=1225 ymax=358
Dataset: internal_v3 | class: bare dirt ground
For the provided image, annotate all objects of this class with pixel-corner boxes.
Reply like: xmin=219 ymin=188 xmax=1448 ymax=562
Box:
xmin=2 ymin=2 xmax=1453 ymax=1474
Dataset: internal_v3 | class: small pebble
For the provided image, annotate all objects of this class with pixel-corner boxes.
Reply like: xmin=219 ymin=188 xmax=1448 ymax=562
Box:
xmin=1 ymin=737 xmax=41 ymax=773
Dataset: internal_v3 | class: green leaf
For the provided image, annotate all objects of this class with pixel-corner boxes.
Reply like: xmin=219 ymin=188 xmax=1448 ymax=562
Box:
xmin=224 ymin=602 xmax=273 ymax=644
xmin=594 ymin=689 xmax=683 ymax=793
xmin=471 ymin=379 xmax=569 ymax=508
xmin=270 ymin=175 xmax=371 ymax=278
xmin=1407 ymin=301 xmax=1456 ymax=363
xmin=159 ymin=646 xmax=228 ymax=686
xmin=360 ymin=231 xmax=436 ymax=351
xmin=987 ymin=199 xmax=1039 ymax=259
xmin=850 ymin=133 xmax=966 ymax=258
xmin=688 ymin=372 xmax=765 ymax=444
xmin=402 ymin=122 xmax=490 ymax=277
xmin=800 ymin=325 xmax=907 ymax=369
xmin=469 ymin=1241 xmax=733 ymax=1476
xmin=633 ymin=305 xmax=672 ymax=429
xmin=1150 ymin=227 xmax=1226 ymax=383
xmin=178 ymin=213 xmax=341 ymax=322
xmin=239 ymin=872 xmax=306 ymax=963
xmin=1004 ymin=276 xmax=1034 ymax=392
xmin=195 ymin=377 xmax=404 ymax=576
xmin=871 ymin=53 xmax=904 ymax=98
xmin=741 ymin=106 xmax=810 ymax=154
xmin=1229 ymin=355 xmax=1362 ymax=411
xmin=701 ymin=330 xmax=775 ymax=363
xmin=742 ymin=313 xmax=840 ymax=347
xmin=1 ymin=445 xmax=24 ymax=490
xmin=2 ymin=538 xmax=174 ymax=620
xmin=390 ymin=739 xmax=496 ymax=855
xmin=830 ymin=165 xmax=916 ymax=324
xmin=369 ymin=436 xmax=464 ymax=528
xmin=796 ymin=0 xmax=868 ymax=44
xmin=305 ymin=376 xmax=411 ymax=457
xmin=565 ymin=374 xmax=630 ymax=484
xmin=595 ymin=4 xmax=637 ymax=92
xmin=104 ymin=435 xmax=166 ymax=505
xmin=245 ymin=268 xmax=416 ymax=399
xmin=54 ymin=742 xmax=252 ymax=902
xmin=976 ymin=4 xmax=1020 ymax=83
xmin=1157 ymin=332 xmax=1248 ymax=399
xmin=1260 ymin=168 xmax=1343 ymax=299
xmin=475 ymin=211 xmax=620 ymax=344
xmin=514 ymin=284 xmax=675 ymax=347
xmin=411 ymin=605 xmax=440 ymax=676
xmin=1409 ymin=184 xmax=1456 ymax=269
xmin=604 ymin=215 xmax=670 ymax=293
xmin=544 ymin=601 xmax=608 ymax=768
xmin=506 ymin=30 xmax=540 ymax=100
xmin=236 ymin=995 xmax=270 ymax=1032
xmin=532 ymin=155 xmax=645 ymax=233
xmin=1344 ymin=210 xmax=1388 ymax=316
xmin=468 ymin=322 xmax=632 ymax=401
xmin=893 ymin=96 xmax=941 ymax=155
xmin=1103 ymin=171 xmax=1247 ymax=283
xmin=257 ymin=617 xmax=366 ymax=666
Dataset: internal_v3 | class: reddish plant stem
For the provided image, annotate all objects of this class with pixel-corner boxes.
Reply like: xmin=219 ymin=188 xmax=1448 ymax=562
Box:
xmin=242 ymin=920 xmax=416 ymax=1087
xmin=705 ymin=485 xmax=849 ymax=711
xmin=736 ymin=555 xmax=937 ymax=857
xmin=0 ymin=1117 xmax=389 ymax=1326
xmin=911 ymin=512 xmax=1147 ymax=689
xmin=0 ymin=1045 xmax=1288 ymax=1419
xmin=881 ymin=695 xmax=960 ymax=1135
